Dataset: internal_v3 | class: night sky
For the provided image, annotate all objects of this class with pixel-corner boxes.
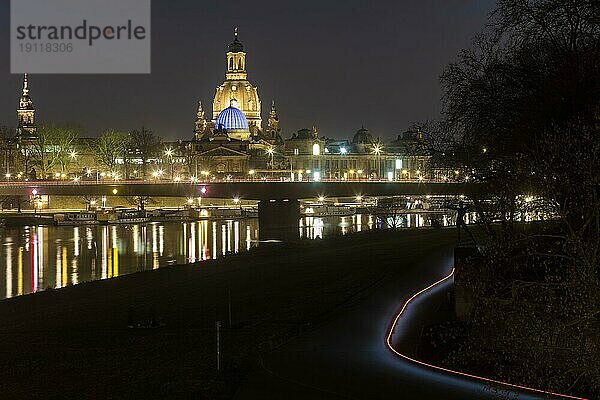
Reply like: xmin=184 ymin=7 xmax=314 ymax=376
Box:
xmin=0 ymin=0 xmax=496 ymax=141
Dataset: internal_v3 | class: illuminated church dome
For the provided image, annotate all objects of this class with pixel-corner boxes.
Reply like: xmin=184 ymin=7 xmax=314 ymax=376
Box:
xmin=352 ymin=127 xmax=375 ymax=154
xmin=214 ymin=99 xmax=250 ymax=140
xmin=352 ymin=127 xmax=373 ymax=144
xmin=213 ymin=29 xmax=262 ymax=137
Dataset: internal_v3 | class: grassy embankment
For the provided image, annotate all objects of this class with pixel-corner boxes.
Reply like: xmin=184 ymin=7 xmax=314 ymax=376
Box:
xmin=0 ymin=228 xmax=457 ymax=399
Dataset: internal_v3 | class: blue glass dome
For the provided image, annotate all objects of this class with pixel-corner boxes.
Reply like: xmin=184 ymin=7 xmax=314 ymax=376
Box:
xmin=215 ymin=104 xmax=249 ymax=131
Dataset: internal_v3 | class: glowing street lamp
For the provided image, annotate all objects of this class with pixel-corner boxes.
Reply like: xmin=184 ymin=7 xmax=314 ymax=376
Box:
xmin=318 ymin=195 xmax=325 ymax=203
xmin=152 ymin=169 xmax=164 ymax=181
xmin=164 ymin=148 xmax=175 ymax=179
xmin=69 ymin=150 xmax=77 ymax=159
xmin=31 ymin=189 xmax=39 ymax=214
xmin=266 ymin=147 xmax=275 ymax=171
xmin=372 ymin=143 xmax=383 ymax=179
xmin=357 ymin=169 xmax=363 ymax=181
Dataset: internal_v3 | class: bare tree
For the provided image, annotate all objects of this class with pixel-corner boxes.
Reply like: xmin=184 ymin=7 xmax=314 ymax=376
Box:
xmin=429 ymin=1 xmax=600 ymax=397
xmin=30 ymin=124 xmax=80 ymax=179
xmin=92 ymin=129 xmax=129 ymax=173
xmin=128 ymin=127 xmax=161 ymax=179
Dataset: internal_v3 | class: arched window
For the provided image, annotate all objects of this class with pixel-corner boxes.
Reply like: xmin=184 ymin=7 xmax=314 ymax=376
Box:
xmin=229 ymin=58 xmax=233 ymax=70
xmin=312 ymin=143 xmax=320 ymax=156
xmin=238 ymin=60 xmax=242 ymax=70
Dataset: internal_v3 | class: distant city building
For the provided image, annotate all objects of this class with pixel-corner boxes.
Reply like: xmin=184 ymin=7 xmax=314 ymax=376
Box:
xmin=212 ymin=28 xmax=262 ymax=136
xmin=16 ymin=73 xmax=36 ymax=141
xmin=4 ymin=31 xmax=433 ymax=183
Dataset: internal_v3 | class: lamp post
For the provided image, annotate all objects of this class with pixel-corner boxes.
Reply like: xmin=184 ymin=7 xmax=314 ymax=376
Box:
xmin=164 ymin=148 xmax=174 ymax=180
xmin=68 ymin=150 xmax=77 ymax=177
xmin=372 ymin=144 xmax=383 ymax=180
xmin=32 ymin=189 xmax=38 ymax=214
xmin=266 ymin=147 xmax=275 ymax=177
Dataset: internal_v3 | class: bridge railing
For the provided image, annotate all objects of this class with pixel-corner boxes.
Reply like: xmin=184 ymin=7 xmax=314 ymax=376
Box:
xmin=0 ymin=177 xmax=456 ymax=186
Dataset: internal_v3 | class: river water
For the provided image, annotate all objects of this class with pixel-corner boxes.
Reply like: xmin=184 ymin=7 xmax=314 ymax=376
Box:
xmin=0 ymin=212 xmax=460 ymax=300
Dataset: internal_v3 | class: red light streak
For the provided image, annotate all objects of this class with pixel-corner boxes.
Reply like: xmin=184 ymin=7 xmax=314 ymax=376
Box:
xmin=30 ymin=238 xmax=35 ymax=293
xmin=385 ymin=268 xmax=589 ymax=400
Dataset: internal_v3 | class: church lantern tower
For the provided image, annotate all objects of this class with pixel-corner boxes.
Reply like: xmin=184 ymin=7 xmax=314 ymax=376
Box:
xmin=213 ymin=29 xmax=262 ymax=136
xmin=17 ymin=73 xmax=36 ymax=140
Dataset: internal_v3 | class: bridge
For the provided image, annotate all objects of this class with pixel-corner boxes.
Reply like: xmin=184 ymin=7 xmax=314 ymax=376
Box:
xmin=0 ymin=181 xmax=481 ymax=241
xmin=0 ymin=180 xmax=480 ymax=200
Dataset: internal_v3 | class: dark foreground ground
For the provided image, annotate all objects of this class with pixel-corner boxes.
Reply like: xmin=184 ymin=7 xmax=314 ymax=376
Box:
xmin=0 ymin=228 xmax=462 ymax=399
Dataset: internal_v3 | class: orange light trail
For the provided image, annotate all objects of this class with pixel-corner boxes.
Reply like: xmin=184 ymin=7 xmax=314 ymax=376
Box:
xmin=385 ymin=268 xmax=589 ymax=400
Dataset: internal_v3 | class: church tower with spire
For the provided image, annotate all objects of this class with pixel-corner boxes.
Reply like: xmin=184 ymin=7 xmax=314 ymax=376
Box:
xmin=266 ymin=100 xmax=281 ymax=139
xmin=17 ymin=73 xmax=36 ymax=140
xmin=194 ymin=100 xmax=208 ymax=140
xmin=213 ymin=29 xmax=262 ymax=136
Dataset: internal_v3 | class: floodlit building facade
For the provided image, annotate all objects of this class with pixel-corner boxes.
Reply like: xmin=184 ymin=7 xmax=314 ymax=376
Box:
xmin=4 ymin=31 xmax=432 ymax=182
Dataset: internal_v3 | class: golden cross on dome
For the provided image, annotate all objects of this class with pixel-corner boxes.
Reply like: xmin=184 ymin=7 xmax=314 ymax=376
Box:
xmin=23 ymin=73 xmax=29 ymax=95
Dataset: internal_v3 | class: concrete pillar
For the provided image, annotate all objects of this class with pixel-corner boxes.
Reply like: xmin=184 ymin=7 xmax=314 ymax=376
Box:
xmin=258 ymin=199 xmax=300 ymax=242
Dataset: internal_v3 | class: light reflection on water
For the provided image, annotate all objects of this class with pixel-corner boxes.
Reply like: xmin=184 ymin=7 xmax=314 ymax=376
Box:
xmin=0 ymin=212 xmax=462 ymax=300
xmin=299 ymin=212 xmax=463 ymax=240
xmin=0 ymin=220 xmax=259 ymax=300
